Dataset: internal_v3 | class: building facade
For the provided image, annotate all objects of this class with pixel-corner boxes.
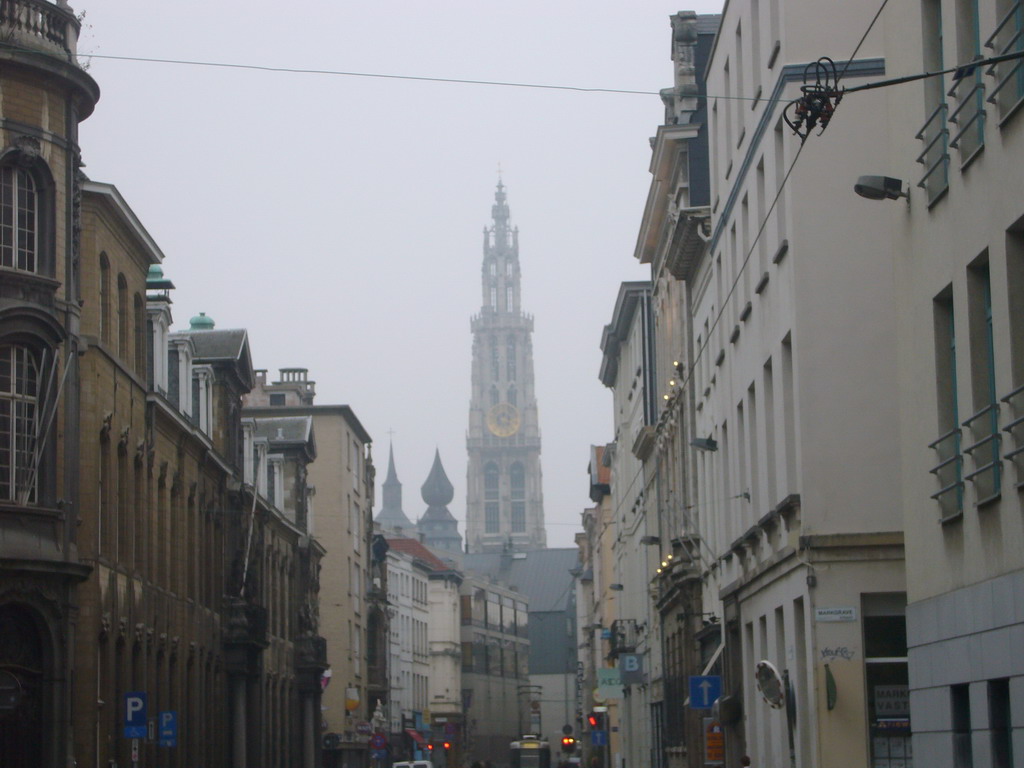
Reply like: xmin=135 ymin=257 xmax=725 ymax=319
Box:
xmin=694 ymin=3 xmax=907 ymax=766
xmin=877 ymin=1 xmax=1024 ymax=765
xmin=244 ymin=368 xmax=381 ymax=768
xmin=598 ymin=281 xmax=662 ymax=768
xmin=0 ymin=6 xmax=98 ymax=765
xmin=466 ymin=182 xmax=546 ymax=554
xmin=459 ymin=574 xmax=531 ymax=761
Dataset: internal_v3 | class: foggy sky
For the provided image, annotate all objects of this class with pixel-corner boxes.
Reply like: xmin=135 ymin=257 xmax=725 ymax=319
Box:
xmin=76 ymin=0 xmax=724 ymax=548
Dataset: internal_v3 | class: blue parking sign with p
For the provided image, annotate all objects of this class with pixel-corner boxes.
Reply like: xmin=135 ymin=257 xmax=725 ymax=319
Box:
xmin=159 ymin=711 xmax=178 ymax=747
xmin=124 ymin=692 xmax=147 ymax=738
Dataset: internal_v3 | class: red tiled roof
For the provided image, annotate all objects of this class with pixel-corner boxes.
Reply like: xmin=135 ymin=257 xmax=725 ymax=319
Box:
xmin=386 ymin=537 xmax=450 ymax=571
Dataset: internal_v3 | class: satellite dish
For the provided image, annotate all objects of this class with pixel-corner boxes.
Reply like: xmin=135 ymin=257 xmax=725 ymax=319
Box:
xmin=755 ymin=660 xmax=786 ymax=709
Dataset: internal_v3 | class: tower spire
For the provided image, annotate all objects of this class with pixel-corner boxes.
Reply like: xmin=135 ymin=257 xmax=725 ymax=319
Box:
xmin=374 ymin=441 xmax=414 ymax=533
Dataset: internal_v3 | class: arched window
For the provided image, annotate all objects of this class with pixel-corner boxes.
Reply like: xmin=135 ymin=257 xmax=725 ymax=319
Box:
xmin=0 ymin=344 xmax=40 ymax=503
xmin=490 ymin=286 xmax=497 ymax=310
xmin=100 ymin=253 xmax=111 ymax=344
xmin=484 ymin=462 xmax=499 ymax=533
xmin=507 ymin=384 xmax=517 ymax=407
xmin=0 ymin=166 xmax=38 ymax=272
xmin=489 ymin=261 xmax=497 ymax=278
xmin=490 ymin=337 xmax=499 ymax=381
xmin=506 ymin=285 xmax=513 ymax=312
xmin=506 ymin=337 xmax=517 ymax=380
xmin=510 ymin=462 xmax=525 ymax=533
xmin=490 ymin=385 xmax=499 ymax=407
xmin=506 ymin=261 xmax=512 ymax=278
xmin=117 ymin=274 xmax=128 ymax=361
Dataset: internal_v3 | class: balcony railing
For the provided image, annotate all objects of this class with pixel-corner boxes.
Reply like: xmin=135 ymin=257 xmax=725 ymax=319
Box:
xmin=0 ymin=0 xmax=80 ymax=60
xmin=608 ymin=619 xmax=640 ymax=660
xmin=1001 ymin=383 xmax=1024 ymax=487
xmin=947 ymin=72 xmax=986 ymax=160
xmin=985 ymin=1 xmax=1024 ymax=121
xmin=929 ymin=426 xmax=964 ymax=521
xmin=916 ymin=103 xmax=950 ymax=204
xmin=962 ymin=402 xmax=1002 ymax=504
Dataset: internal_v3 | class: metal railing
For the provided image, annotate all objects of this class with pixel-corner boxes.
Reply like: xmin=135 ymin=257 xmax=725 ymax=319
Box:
xmin=947 ymin=74 xmax=986 ymax=159
xmin=916 ymin=103 xmax=950 ymax=204
xmin=962 ymin=402 xmax=1002 ymax=503
xmin=985 ymin=1 xmax=1024 ymax=120
xmin=1001 ymin=383 xmax=1024 ymax=486
xmin=929 ymin=426 xmax=963 ymax=520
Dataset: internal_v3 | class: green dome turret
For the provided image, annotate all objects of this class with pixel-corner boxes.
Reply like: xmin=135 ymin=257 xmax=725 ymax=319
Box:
xmin=189 ymin=312 xmax=215 ymax=330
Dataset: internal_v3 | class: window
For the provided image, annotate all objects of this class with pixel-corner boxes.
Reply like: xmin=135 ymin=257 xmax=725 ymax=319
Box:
xmin=489 ymin=261 xmax=496 ymax=278
xmin=133 ymin=294 xmax=145 ymax=378
xmin=507 ymin=384 xmax=517 ymax=407
xmin=965 ymin=260 xmax=1000 ymax=501
xmin=117 ymin=274 xmax=129 ymax=362
xmin=0 ymin=166 xmax=37 ymax=272
xmin=506 ymin=261 xmax=512 ymax=278
xmin=1 ymin=345 xmax=39 ymax=503
xmin=490 ymin=286 xmax=497 ymax=310
xmin=490 ymin=338 xmax=499 ymax=381
xmin=485 ymin=462 xmax=499 ymax=533
xmin=269 ymin=393 xmax=285 ymax=406
xmin=506 ymin=285 xmax=513 ymax=312
xmin=988 ymin=0 xmax=1024 ymax=120
xmin=932 ymin=287 xmax=963 ymax=518
xmin=989 ymin=678 xmax=1013 ymax=768
xmin=506 ymin=337 xmax=516 ymax=380
xmin=919 ymin=0 xmax=950 ymax=201
xmin=510 ymin=463 xmax=525 ymax=533
xmin=490 ymin=385 xmax=499 ymax=407
xmin=948 ymin=0 xmax=985 ymax=160
xmin=100 ymin=253 xmax=111 ymax=344
xmin=951 ymin=683 xmax=973 ymax=767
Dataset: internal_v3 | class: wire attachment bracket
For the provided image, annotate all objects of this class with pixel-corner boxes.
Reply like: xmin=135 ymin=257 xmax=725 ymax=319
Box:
xmin=783 ymin=57 xmax=844 ymax=142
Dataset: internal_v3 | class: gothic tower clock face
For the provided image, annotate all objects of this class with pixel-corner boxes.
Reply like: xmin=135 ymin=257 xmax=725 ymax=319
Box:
xmin=466 ymin=181 xmax=546 ymax=553
xmin=486 ymin=403 xmax=520 ymax=437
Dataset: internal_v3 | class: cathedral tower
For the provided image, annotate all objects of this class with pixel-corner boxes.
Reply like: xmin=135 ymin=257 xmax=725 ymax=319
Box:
xmin=466 ymin=182 xmax=546 ymax=553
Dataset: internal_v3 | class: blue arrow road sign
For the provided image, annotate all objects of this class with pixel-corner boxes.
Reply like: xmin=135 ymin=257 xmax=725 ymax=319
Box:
xmin=689 ymin=675 xmax=722 ymax=710
xmin=124 ymin=692 xmax=147 ymax=738
xmin=590 ymin=730 xmax=608 ymax=746
xmin=158 ymin=711 xmax=177 ymax=747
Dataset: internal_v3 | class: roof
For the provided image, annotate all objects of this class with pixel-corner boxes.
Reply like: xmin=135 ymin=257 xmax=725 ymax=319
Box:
xmin=189 ymin=328 xmax=249 ymax=361
xmin=243 ymin=404 xmax=372 ymax=445
xmin=253 ymin=415 xmax=313 ymax=445
xmin=463 ymin=548 xmax=578 ymax=612
xmin=387 ymin=537 xmax=452 ymax=572
xmin=598 ymin=281 xmax=651 ymax=387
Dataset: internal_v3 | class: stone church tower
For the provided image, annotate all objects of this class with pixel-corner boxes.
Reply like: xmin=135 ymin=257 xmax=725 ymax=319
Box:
xmin=466 ymin=182 xmax=546 ymax=553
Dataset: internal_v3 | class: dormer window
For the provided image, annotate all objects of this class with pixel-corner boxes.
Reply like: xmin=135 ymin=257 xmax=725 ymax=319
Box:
xmin=191 ymin=366 xmax=213 ymax=433
xmin=267 ymin=455 xmax=284 ymax=509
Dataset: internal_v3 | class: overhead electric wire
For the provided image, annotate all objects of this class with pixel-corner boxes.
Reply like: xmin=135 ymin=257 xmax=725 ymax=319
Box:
xmin=843 ymin=47 xmax=1024 ymax=94
xmin=836 ymin=0 xmax=891 ymax=84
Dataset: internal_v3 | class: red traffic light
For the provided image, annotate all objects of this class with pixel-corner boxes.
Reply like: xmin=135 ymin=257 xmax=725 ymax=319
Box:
xmin=427 ymin=744 xmax=434 ymax=752
xmin=587 ymin=713 xmax=599 ymax=728
xmin=443 ymin=742 xmax=451 ymax=751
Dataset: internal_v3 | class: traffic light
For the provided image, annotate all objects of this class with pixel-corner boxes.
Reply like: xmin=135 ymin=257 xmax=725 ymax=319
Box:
xmin=443 ymin=742 xmax=452 ymax=751
xmin=587 ymin=712 xmax=599 ymax=729
xmin=561 ymin=736 xmax=577 ymax=753
xmin=427 ymin=743 xmax=434 ymax=753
